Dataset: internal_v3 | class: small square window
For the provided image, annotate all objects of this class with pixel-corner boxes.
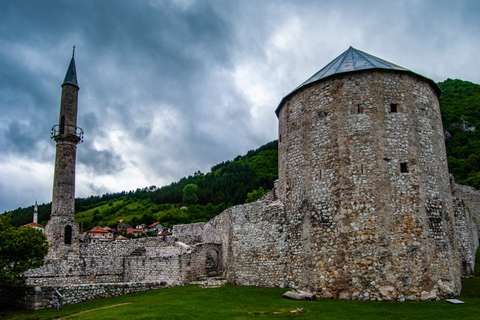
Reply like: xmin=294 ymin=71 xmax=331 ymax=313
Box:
xmin=358 ymin=105 xmax=365 ymax=114
xmin=390 ymin=103 xmax=398 ymax=113
xmin=400 ymin=162 xmax=408 ymax=173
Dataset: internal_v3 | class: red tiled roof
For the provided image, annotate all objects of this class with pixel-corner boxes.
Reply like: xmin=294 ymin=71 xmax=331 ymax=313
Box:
xmin=24 ymin=222 xmax=45 ymax=228
xmin=149 ymin=222 xmax=160 ymax=228
xmin=158 ymin=232 xmax=172 ymax=237
xmin=88 ymin=226 xmax=108 ymax=233
xmin=126 ymin=228 xmax=143 ymax=235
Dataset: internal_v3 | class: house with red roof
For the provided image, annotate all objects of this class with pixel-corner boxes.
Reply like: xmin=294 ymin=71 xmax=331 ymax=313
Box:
xmin=126 ymin=228 xmax=143 ymax=237
xmin=84 ymin=226 xmax=110 ymax=243
xmin=24 ymin=221 xmax=45 ymax=234
xmin=148 ymin=222 xmax=166 ymax=233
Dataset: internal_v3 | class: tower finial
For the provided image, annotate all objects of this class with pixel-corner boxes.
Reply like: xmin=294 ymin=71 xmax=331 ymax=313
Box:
xmin=72 ymin=45 xmax=75 ymax=58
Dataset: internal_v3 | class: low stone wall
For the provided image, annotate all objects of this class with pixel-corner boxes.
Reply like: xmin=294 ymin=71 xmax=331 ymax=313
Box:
xmin=25 ymin=237 xmax=184 ymax=286
xmin=1 ymin=282 xmax=169 ymax=311
xmin=24 ymin=235 xmax=221 ymax=289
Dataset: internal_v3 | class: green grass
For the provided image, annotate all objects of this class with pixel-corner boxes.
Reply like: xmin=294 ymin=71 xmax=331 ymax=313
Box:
xmin=2 ymin=283 xmax=480 ymax=320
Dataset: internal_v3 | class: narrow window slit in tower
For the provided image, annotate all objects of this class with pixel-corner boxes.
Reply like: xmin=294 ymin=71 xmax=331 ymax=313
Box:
xmin=60 ymin=115 xmax=66 ymax=134
xmin=400 ymin=162 xmax=408 ymax=173
xmin=390 ymin=103 xmax=398 ymax=113
xmin=361 ymin=164 xmax=364 ymax=174
xmin=358 ymin=105 xmax=365 ymax=114
xmin=64 ymin=225 xmax=72 ymax=245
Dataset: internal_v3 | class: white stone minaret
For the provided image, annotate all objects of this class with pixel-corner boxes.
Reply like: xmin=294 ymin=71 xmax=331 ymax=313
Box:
xmin=45 ymin=48 xmax=83 ymax=259
xmin=33 ymin=200 xmax=38 ymax=224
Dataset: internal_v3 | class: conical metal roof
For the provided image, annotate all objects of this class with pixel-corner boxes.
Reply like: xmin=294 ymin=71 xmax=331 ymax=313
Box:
xmin=62 ymin=55 xmax=79 ymax=89
xmin=276 ymin=46 xmax=440 ymax=116
xmin=298 ymin=46 xmax=409 ymax=88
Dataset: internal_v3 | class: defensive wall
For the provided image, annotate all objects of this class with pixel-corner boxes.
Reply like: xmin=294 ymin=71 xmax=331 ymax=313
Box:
xmin=2 ymin=181 xmax=479 ymax=310
xmin=5 ymin=237 xmax=221 ymax=310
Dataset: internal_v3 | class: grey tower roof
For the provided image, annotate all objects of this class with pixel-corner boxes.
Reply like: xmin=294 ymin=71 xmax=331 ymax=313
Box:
xmin=62 ymin=55 xmax=79 ymax=89
xmin=276 ymin=46 xmax=440 ymax=116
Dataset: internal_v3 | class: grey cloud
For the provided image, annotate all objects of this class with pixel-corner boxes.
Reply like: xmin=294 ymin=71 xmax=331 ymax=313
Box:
xmin=1 ymin=0 xmax=480 ymax=212
xmin=78 ymin=142 xmax=126 ymax=176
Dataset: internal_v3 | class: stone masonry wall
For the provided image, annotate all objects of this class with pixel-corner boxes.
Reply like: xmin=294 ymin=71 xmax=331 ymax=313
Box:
xmin=451 ymin=181 xmax=480 ymax=274
xmin=24 ymin=236 xmax=198 ymax=287
xmin=202 ymin=198 xmax=287 ymax=288
xmin=452 ymin=181 xmax=480 ymax=233
xmin=1 ymin=282 xmax=168 ymax=311
xmin=277 ymin=70 xmax=460 ymax=301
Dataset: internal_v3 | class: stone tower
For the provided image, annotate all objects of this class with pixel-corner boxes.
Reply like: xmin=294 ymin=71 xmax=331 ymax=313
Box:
xmin=276 ymin=47 xmax=460 ymax=300
xmin=45 ymin=49 xmax=83 ymax=259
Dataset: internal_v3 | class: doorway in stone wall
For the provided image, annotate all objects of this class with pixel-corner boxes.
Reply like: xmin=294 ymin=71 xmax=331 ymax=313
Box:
xmin=206 ymin=248 xmax=221 ymax=277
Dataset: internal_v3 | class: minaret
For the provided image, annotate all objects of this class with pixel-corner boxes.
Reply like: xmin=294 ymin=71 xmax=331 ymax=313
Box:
xmin=45 ymin=47 xmax=84 ymax=258
xmin=33 ymin=200 xmax=38 ymax=224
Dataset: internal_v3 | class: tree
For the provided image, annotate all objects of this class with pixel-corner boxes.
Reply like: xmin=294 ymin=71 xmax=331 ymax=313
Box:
xmin=0 ymin=213 xmax=49 ymax=289
xmin=245 ymin=187 xmax=268 ymax=203
xmin=182 ymin=184 xmax=199 ymax=205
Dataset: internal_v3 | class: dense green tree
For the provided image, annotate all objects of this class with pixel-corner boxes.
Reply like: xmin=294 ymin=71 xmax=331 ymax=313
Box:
xmin=245 ymin=187 xmax=268 ymax=203
xmin=438 ymin=79 xmax=480 ymax=188
xmin=182 ymin=184 xmax=199 ymax=204
xmin=0 ymin=213 xmax=49 ymax=289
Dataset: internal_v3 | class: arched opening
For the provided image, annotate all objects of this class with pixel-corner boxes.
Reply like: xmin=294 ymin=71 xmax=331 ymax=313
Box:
xmin=60 ymin=115 xmax=66 ymax=134
xmin=64 ymin=225 xmax=72 ymax=245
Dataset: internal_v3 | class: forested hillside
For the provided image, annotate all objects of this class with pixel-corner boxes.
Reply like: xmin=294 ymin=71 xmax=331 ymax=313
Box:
xmin=8 ymin=140 xmax=278 ymax=229
xmin=7 ymin=79 xmax=480 ymax=229
xmin=438 ymin=79 xmax=480 ymax=189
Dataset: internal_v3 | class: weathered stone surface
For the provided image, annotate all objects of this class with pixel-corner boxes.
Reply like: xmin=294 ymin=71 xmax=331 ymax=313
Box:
xmin=276 ymin=70 xmax=462 ymax=300
xmin=282 ymin=290 xmax=316 ymax=301
xmin=451 ymin=179 xmax=480 ymax=274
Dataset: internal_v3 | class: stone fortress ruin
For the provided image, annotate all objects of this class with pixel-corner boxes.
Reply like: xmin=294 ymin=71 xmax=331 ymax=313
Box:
xmin=5 ymin=47 xmax=480 ymax=310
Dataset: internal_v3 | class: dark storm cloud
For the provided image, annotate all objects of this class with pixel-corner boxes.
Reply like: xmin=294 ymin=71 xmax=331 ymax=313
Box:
xmin=78 ymin=142 xmax=126 ymax=176
xmin=1 ymin=0 xmax=480 ymax=212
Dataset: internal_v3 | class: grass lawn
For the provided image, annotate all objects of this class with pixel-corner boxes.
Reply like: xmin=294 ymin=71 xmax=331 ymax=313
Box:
xmin=2 ymin=280 xmax=480 ymax=320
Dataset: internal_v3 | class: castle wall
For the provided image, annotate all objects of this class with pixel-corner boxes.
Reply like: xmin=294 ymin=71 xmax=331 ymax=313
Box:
xmin=451 ymin=181 xmax=480 ymax=274
xmin=1 ymin=282 xmax=168 ymax=311
xmin=200 ymin=199 xmax=287 ymax=288
xmin=24 ymin=237 xmax=205 ymax=288
xmin=452 ymin=182 xmax=480 ymax=233
xmin=277 ymin=70 xmax=461 ymax=300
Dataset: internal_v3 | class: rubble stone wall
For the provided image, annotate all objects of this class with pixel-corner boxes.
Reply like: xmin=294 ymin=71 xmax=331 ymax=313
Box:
xmin=276 ymin=70 xmax=461 ymax=301
xmin=451 ymin=181 xmax=480 ymax=274
xmin=202 ymin=199 xmax=287 ymax=288
xmin=452 ymin=182 xmax=480 ymax=233
xmin=1 ymin=282 xmax=168 ymax=311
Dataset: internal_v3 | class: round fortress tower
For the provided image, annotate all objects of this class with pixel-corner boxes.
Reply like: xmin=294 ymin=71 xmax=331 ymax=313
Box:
xmin=276 ymin=47 xmax=460 ymax=300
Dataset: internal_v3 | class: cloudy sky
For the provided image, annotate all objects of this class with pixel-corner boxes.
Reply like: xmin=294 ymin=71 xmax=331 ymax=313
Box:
xmin=1 ymin=0 xmax=479 ymax=212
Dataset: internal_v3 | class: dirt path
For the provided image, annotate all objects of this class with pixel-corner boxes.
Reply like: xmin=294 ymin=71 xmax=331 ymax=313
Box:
xmin=53 ymin=302 xmax=133 ymax=319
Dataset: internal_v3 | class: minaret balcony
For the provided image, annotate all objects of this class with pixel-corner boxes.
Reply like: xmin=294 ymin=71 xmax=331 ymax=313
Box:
xmin=51 ymin=124 xmax=84 ymax=144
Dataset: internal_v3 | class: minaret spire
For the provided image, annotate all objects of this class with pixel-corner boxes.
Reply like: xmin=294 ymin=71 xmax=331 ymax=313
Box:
xmin=45 ymin=50 xmax=84 ymax=258
xmin=33 ymin=200 xmax=38 ymax=224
